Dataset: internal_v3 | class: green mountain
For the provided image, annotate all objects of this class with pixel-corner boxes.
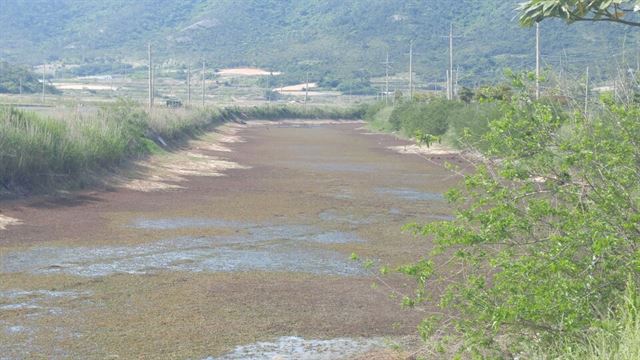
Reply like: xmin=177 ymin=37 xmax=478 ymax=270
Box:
xmin=0 ymin=0 xmax=636 ymax=85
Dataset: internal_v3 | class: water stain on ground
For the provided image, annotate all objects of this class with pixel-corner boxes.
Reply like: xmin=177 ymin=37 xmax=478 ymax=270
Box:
xmin=1 ymin=219 xmax=366 ymax=277
xmin=206 ymin=336 xmax=384 ymax=360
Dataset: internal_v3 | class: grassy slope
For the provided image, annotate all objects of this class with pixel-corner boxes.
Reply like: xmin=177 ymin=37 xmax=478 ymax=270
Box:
xmin=0 ymin=103 xmax=365 ymax=195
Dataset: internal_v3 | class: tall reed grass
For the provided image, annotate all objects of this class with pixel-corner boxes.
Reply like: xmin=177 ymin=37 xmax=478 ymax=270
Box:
xmin=0 ymin=102 xmax=364 ymax=192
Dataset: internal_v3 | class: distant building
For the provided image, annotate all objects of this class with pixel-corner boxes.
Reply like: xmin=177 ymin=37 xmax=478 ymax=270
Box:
xmin=166 ymin=98 xmax=183 ymax=108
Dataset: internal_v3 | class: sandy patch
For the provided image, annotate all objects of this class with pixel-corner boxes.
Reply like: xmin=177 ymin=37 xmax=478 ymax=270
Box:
xmin=219 ymin=124 xmax=245 ymax=135
xmin=388 ymin=144 xmax=460 ymax=156
xmin=116 ymin=124 xmax=250 ymax=192
xmin=114 ymin=169 xmax=186 ymax=193
xmin=52 ymin=83 xmax=117 ymax=91
xmin=217 ymin=68 xmax=282 ymax=77
xmin=0 ymin=215 xmax=22 ymax=230
xmin=275 ymin=83 xmax=318 ymax=92
xmin=276 ymin=91 xmax=341 ymax=97
xmin=120 ymin=179 xmax=185 ymax=192
xmin=217 ymin=135 xmax=246 ymax=143
xmin=119 ymin=154 xmax=248 ymax=191
xmin=246 ymin=120 xmax=364 ymax=127
xmin=161 ymin=153 xmax=249 ymax=177
xmin=195 ymin=143 xmax=233 ymax=152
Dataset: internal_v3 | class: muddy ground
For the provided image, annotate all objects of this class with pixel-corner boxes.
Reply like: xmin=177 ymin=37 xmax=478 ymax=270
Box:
xmin=0 ymin=122 xmax=460 ymax=359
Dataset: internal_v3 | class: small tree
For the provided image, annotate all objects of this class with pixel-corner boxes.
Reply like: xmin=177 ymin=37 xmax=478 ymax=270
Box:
xmin=395 ymin=76 xmax=640 ymax=357
xmin=458 ymin=86 xmax=475 ymax=104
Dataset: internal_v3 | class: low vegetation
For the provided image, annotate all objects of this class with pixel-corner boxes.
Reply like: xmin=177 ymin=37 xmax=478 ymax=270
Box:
xmin=0 ymin=102 xmax=364 ymax=193
xmin=365 ymin=93 xmax=502 ymax=151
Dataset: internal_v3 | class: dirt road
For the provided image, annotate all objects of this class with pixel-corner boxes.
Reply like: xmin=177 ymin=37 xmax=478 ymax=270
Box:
xmin=0 ymin=121 xmax=456 ymax=359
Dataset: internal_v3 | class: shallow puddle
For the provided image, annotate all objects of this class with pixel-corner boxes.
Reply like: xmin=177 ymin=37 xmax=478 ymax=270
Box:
xmin=1 ymin=220 xmax=366 ymax=277
xmin=311 ymin=162 xmax=380 ymax=173
xmin=375 ymin=187 xmax=444 ymax=202
xmin=0 ymin=290 xmax=89 ymax=313
xmin=131 ymin=218 xmax=252 ymax=230
xmin=206 ymin=336 xmax=383 ymax=360
xmin=318 ymin=209 xmax=375 ymax=226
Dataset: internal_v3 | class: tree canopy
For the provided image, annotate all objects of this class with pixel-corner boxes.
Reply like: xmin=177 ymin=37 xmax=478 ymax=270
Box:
xmin=520 ymin=0 xmax=640 ymax=27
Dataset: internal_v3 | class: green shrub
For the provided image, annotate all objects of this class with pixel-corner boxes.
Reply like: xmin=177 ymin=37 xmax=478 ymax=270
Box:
xmin=388 ymin=98 xmax=462 ymax=137
xmin=446 ymin=102 xmax=502 ymax=150
xmin=399 ymin=91 xmax=640 ymax=357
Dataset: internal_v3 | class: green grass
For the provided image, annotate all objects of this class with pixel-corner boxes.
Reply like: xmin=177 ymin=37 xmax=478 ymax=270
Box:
xmin=364 ymin=103 xmax=396 ymax=132
xmin=0 ymin=102 xmax=365 ymax=194
xmin=533 ymin=281 xmax=640 ymax=360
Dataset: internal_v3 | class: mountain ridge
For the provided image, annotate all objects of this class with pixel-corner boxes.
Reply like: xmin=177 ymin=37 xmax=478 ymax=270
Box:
xmin=0 ymin=0 xmax=635 ymax=84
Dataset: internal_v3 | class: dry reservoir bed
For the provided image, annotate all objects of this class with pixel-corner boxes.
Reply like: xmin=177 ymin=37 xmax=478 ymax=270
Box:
xmin=0 ymin=121 xmax=457 ymax=359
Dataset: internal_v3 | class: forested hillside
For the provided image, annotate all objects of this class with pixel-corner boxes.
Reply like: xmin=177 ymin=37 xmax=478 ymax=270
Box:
xmin=0 ymin=0 xmax=636 ymax=83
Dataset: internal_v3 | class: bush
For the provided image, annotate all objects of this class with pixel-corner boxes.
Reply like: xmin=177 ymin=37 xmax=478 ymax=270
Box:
xmin=399 ymin=89 xmax=640 ymax=357
xmin=388 ymin=98 xmax=462 ymax=137
xmin=446 ymin=102 xmax=502 ymax=150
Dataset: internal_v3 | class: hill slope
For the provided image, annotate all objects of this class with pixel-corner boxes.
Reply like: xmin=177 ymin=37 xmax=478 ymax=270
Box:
xmin=0 ymin=0 xmax=636 ymax=84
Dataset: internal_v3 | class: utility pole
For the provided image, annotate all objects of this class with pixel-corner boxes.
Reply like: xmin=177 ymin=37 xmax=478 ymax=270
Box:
xmin=187 ymin=64 xmax=191 ymax=106
xmin=455 ymin=66 xmax=459 ymax=98
xmin=148 ymin=44 xmax=153 ymax=110
xmin=304 ymin=72 xmax=309 ymax=109
xmin=535 ymin=22 xmax=541 ymax=100
xmin=449 ymin=24 xmax=454 ymax=100
xmin=446 ymin=70 xmax=450 ymax=100
xmin=267 ymin=72 xmax=272 ymax=105
xmin=409 ymin=40 xmax=414 ymax=100
xmin=441 ymin=24 xmax=461 ymax=100
xmin=42 ymin=63 xmax=46 ymax=103
xmin=202 ymin=60 xmax=206 ymax=107
xmin=585 ymin=66 xmax=590 ymax=117
xmin=19 ymin=78 xmax=22 ymax=95
xmin=382 ymin=52 xmax=392 ymax=104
